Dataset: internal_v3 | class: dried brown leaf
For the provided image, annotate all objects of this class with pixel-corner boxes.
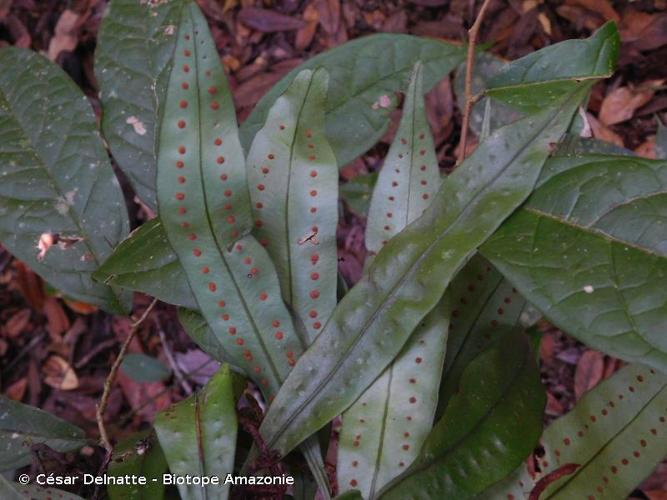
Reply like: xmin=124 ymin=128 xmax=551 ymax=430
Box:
xmin=574 ymin=350 xmax=604 ymax=400
xmin=599 ymin=84 xmax=656 ymax=125
xmin=238 ymin=7 xmax=305 ymax=33
xmin=43 ymin=355 xmax=79 ymax=391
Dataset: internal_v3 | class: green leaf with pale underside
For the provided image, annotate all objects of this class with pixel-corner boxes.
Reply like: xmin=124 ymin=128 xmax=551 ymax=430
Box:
xmin=485 ymin=364 xmax=667 ymax=499
xmin=155 ymin=365 xmax=237 ymax=500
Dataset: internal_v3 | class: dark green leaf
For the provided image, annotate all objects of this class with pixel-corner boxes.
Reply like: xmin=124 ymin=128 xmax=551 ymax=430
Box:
xmin=154 ymin=364 xmax=237 ymax=500
xmin=0 ymin=396 xmax=87 ymax=471
xmin=120 ymin=353 xmax=172 ymax=383
xmin=378 ymin=330 xmax=545 ymax=499
xmin=94 ymin=218 xmax=196 ymax=309
xmin=240 ymin=35 xmax=466 ymax=167
xmin=259 ymin=84 xmax=589 ymax=457
xmin=96 ymin=0 xmax=186 ymax=209
xmin=107 ymin=430 xmax=168 ymax=500
xmin=177 ymin=307 xmax=229 ymax=364
xmin=485 ymin=364 xmax=667 ymax=499
xmin=481 ymin=151 xmax=667 ymax=372
xmin=0 ymin=48 xmax=130 ymax=313
xmin=486 ymin=22 xmax=619 ymax=112
xmin=247 ymin=68 xmax=338 ymax=344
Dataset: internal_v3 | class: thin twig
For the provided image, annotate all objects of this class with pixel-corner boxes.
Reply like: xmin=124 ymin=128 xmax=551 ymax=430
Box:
xmin=156 ymin=319 xmax=193 ymax=394
xmin=95 ymin=298 xmax=158 ymax=453
xmin=457 ymin=0 xmax=494 ymax=165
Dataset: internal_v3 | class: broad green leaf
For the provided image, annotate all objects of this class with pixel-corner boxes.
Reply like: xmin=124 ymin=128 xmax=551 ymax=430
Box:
xmin=0 ymin=48 xmax=130 ymax=313
xmin=0 ymin=476 xmax=84 ymax=500
xmin=341 ymin=173 xmax=378 ymax=216
xmin=155 ymin=365 xmax=237 ymax=500
xmin=481 ymin=152 xmax=667 ymax=372
xmin=485 ymin=364 xmax=667 ymax=499
xmin=338 ymin=64 xmax=448 ymax=499
xmin=247 ymin=68 xmax=338 ymax=344
xmin=259 ymin=84 xmax=589 ymax=457
xmin=378 ymin=329 xmax=545 ymax=499
xmin=96 ymin=0 xmax=186 ymax=210
xmin=107 ymin=431 xmax=168 ymax=500
xmin=486 ymin=22 xmax=619 ymax=112
xmin=94 ymin=218 xmax=196 ymax=309
xmin=156 ymin=1 xmax=300 ymax=398
xmin=240 ymin=34 xmax=466 ymax=167
xmin=436 ymin=255 xmax=530 ymax=416
xmin=0 ymin=397 xmax=87 ymax=471
xmin=121 ymin=353 xmax=172 ymax=383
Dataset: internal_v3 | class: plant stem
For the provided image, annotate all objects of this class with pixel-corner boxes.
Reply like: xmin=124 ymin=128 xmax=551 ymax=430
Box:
xmin=457 ymin=0 xmax=493 ymax=165
xmin=95 ymin=298 xmax=158 ymax=453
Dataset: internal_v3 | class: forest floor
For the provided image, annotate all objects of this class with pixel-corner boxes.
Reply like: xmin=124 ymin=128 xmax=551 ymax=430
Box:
xmin=1 ymin=0 xmax=666 ymax=498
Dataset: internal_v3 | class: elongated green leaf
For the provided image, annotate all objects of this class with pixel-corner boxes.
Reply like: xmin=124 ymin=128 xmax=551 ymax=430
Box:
xmin=178 ymin=307 xmax=229 ymax=364
xmin=481 ymin=152 xmax=667 ymax=372
xmin=0 ymin=397 xmax=87 ymax=471
xmin=486 ymin=364 xmax=667 ymax=499
xmin=247 ymin=69 xmax=338 ymax=344
xmin=259 ymin=83 xmax=589 ymax=457
xmin=486 ymin=22 xmax=619 ymax=112
xmin=155 ymin=365 xmax=237 ymax=500
xmin=338 ymin=64 xmax=448 ymax=499
xmin=378 ymin=329 xmax=545 ymax=499
xmin=437 ymin=254 xmax=530 ymax=416
xmin=240 ymin=35 xmax=465 ymax=167
xmin=96 ymin=0 xmax=186 ymax=209
xmin=0 ymin=48 xmax=130 ymax=313
xmin=0 ymin=476 xmax=84 ymax=500
xmin=156 ymin=1 xmax=301 ymax=398
xmin=94 ymin=218 xmax=196 ymax=309
xmin=107 ymin=431 xmax=168 ymax=500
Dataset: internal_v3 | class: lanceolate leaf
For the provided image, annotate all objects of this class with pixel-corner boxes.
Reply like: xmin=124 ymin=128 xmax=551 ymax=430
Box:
xmin=240 ymin=34 xmax=466 ymax=167
xmin=156 ymin=1 xmax=301 ymax=398
xmin=486 ymin=22 xmax=619 ymax=112
xmin=485 ymin=364 xmax=667 ymax=499
xmin=481 ymin=152 xmax=667 ymax=372
xmin=155 ymin=365 xmax=237 ymax=500
xmin=378 ymin=330 xmax=545 ymax=499
xmin=96 ymin=0 xmax=186 ymax=210
xmin=338 ymin=64 xmax=448 ymax=499
xmin=247 ymin=69 xmax=338 ymax=344
xmin=0 ymin=396 xmax=87 ymax=471
xmin=94 ymin=218 xmax=196 ymax=309
xmin=0 ymin=48 xmax=130 ymax=313
xmin=107 ymin=431 xmax=168 ymax=500
xmin=437 ymin=254 xmax=530 ymax=416
xmin=259 ymin=84 xmax=590 ymax=457
xmin=340 ymin=172 xmax=378 ymax=216
xmin=178 ymin=307 xmax=229 ymax=364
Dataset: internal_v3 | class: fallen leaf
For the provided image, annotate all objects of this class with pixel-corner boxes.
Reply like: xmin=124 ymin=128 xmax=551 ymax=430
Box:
xmin=43 ymin=297 xmax=70 ymax=340
xmin=14 ymin=261 xmax=45 ymax=310
xmin=635 ymin=136 xmax=656 ymax=159
xmin=296 ymin=3 xmax=319 ymax=50
xmin=4 ymin=309 xmax=31 ymax=338
xmin=48 ymin=10 xmax=83 ymax=61
xmin=238 ymin=7 xmax=305 ymax=32
xmin=599 ymin=85 xmax=656 ymax=125
xmin=314 ymin=0 xmax=340 ymax=35
xmin=43 ymin=355 xmax=79 ymax=391
xmin=568 ymin=0 xmax=619 ymax=22
xmin=586 ymin=112 xmax=624 ymax=147
xmin=645 ymin=490 xmax=667 ymax=500
xmin=64 ymin=299 xmax=98 ymax=315
xmin=574 ymin=350 xmax=605 ymax=400
xmin=5 ymin=378 xmax=27 ymax=401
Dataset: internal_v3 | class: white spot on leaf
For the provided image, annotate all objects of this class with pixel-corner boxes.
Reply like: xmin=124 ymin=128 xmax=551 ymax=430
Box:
xmin=583 ymin=285 xmax=594 ymax=294
xmin=126 ymin=116 xmax=147 ymax=135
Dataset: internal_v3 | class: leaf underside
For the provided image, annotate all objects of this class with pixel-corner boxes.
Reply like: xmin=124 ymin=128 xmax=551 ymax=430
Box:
xmin=485 ymin=364 xmax=667 ymax=499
